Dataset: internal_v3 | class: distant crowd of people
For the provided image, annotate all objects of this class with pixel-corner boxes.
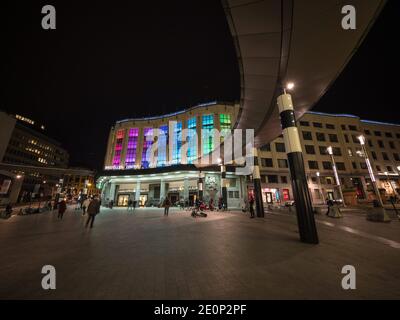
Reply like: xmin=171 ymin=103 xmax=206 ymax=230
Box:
xmin=56 ymin=195 xmax=101 ymax=228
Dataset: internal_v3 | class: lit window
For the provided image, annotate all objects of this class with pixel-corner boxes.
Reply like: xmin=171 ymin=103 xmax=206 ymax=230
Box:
xmin=202 ymin=115 xmax=214 ymax=155
xmin=141 ymin=128 xmax=153 ymax=169
xmin=171 ymin=122 xmax=182 ymax=165
xmin=112 ymin=130 xmax=125 ymax=167
xmin=157 ymin=125 xmax=168 ymax=167
xmin=125 ymin=128 xmax=139 ymax=168
xmin=187 ymin=117 xmax=197 ymax=163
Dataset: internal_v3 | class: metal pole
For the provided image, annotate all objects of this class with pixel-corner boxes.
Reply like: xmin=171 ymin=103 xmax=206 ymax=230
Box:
xmin=277 ymin=93 xmax=318 ymax=244
xmin=252 ymin=148 xmax=264 ymax=218
xmin=360 ymin=143 xmax=384 ymax=207
xmin=317 ymin=172 xmax=324 ymax=204
xmin=221 ymin=165 xmax=228 ymax=211
xmin=328 ymin=150 xmax=346 ymax=208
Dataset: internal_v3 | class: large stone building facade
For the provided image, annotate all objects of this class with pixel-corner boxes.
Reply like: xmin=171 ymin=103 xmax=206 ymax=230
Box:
xmin=98 ymin=103 xmax=400 ymax=208
xmin=98 ymin=102 xmax=245 ymax=208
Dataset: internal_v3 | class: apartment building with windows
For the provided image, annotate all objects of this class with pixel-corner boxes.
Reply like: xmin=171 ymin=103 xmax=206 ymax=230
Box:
xmin=257 ymin=112 xmax=400 ymax=206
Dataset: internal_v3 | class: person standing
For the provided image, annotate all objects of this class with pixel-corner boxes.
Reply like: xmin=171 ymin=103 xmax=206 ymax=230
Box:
xmin=86 ymin=196 xmax=100 ymax=228
xmin=163 ymin=197 xmax=171 ymax=216
xmin=127 ymin=199 xmax=133 ymax=211
xmin=58 ymin=199 xmax=67 ymax=220
xmin=249 ymin=195 xmax=255 ymax=219
xmin=82 ymin=197 xmax=91 ymax=215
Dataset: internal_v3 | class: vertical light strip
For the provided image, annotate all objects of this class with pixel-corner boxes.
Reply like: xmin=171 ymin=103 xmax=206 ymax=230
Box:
xmin=187 ymin=117 xmax=197 ymax=163
xmin=202 ymin=114 xmax=214 ymax=155
xmin=141 ymin=127 xmax=153 ymax=169
xmin=172 ymin=121 xmax=182 ymax=164
xmin=158 ymin=125 xmax=168 ymax=167
xmin=113 ymin=129 xmax=125 ymax=167
xmin=125 ymin=128 xmax=138 ymax=168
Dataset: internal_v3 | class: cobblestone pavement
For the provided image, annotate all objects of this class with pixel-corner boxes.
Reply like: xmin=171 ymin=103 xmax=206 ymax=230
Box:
xmin=1 ymin=206 xmax=399 ymax=299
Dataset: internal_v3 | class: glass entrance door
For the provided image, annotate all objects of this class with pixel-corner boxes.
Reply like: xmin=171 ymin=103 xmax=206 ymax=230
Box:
xmin=117 ymin=195 xmax=129 ymax=206
xmin=139 ymin=195 xmax=147 ymax=207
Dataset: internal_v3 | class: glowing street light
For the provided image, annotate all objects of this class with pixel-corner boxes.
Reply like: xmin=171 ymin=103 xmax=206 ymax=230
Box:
xmin=286 ymin=82 xmax=295 ymax=90
xmin=327 ymin=146 xmax=345 ymax=207
xmin=357 ymin=135 xmax=385 ymax=209
xmin=316 ymin=172 xmax=324 ymax=204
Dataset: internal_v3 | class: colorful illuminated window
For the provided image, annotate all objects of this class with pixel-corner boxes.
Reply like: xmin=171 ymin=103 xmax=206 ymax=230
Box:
xmin=202 ymin=114 xmax=214 ymax=155
xmin=171 ymin=122 xmax=182 ymax=164
xmin=113 ymin=129 xmax=125 ymax=167
xmin=125 ymin=128 xmax=139 ymax=168
xmin=220 ymin=114 xmax=231 ymax=142
xmin=187 ymin=117 xmax=197 ymax=163
xmin=220 ymin=114 xmax=231 ymax=131
xmin=141 ymin=128 xmax=153 ymax=169
xmin=157 ymin=125 xmax=168 ymax=167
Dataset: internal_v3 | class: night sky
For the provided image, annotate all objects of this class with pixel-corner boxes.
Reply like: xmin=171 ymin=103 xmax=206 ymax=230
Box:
xmin=1 ymin=0 xmax=399 ymax=170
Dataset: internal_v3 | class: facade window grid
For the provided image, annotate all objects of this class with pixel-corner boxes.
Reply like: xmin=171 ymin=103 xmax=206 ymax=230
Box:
xmin=141 ymin=128 xmax=153 ymax=168
xmin=113 ymin=130 xmax=125 ymax=166
xmin=125 ymin=128 xmax=139 ymax=167
xmin=202 ymin=115 xmax=214 ymax=155
xmin=187 ymin=117 xmax=197 ymax=163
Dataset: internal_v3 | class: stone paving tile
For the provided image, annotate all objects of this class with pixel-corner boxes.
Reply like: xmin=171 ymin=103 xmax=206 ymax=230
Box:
xmin=0 ymin=207 xmax=399 ymax=299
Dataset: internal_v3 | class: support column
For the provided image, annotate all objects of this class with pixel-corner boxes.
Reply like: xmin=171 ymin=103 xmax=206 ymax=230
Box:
xmin=135 ymin=180 xmax=141 ymax=201
xmin=198 ymin=172 xmax=204 ymax=201
xmin=253 ymin=148 xmax=264 ymax=218
xmin=109 ymin=183 xmax=116 ymax=203
xmin=160 ymin=179 xmax=166 ymax=201
xmin=221 ymin=165 xmax=228 ymax=210
xmin=277 ymin=93 xmax=319 ymax=244
xmin=184 ymin=177 xmax=189 ymax=201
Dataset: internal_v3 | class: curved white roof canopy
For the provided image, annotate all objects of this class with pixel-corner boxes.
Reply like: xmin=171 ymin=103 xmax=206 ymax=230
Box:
xmin=222 ymin=0 xmax=386 ymax=147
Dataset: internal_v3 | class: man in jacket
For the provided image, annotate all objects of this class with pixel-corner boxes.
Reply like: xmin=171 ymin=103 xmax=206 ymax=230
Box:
xmin=86 ymin=196 xmax=100 ymax=228
xmin=58 ymin=199 xmax=67 ymax=219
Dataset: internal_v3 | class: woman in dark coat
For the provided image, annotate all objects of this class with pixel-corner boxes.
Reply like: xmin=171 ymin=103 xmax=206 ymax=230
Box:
xmin=58 ymin=199 xmax=67 ymax=219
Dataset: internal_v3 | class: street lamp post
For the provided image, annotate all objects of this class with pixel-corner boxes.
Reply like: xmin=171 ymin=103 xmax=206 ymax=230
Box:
xmin=358 ymin=135 xmax=391 ymax=222
xmin=327 ymin=146 xmax=346 ymax=208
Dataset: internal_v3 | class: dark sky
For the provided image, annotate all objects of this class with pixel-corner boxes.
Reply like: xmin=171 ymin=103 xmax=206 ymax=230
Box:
xmin=1 ymin=0 xmax=399 ymax=170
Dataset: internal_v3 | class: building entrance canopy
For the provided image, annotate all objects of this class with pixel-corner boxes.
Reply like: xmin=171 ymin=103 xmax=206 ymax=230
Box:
xmin=222 ymin=0 xmax=386 ymax=146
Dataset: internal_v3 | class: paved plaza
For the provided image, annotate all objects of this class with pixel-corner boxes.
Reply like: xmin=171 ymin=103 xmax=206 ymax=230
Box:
xmin=0 ymin=206 xmax=399 ymax=300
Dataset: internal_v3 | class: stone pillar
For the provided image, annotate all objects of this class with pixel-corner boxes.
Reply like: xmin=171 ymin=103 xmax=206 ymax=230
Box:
xmin=198 ymin=172 xmax=204 ymax=201
xmin=135 ymin=181 xmax=141 ymax=202
xmin=277 ymin=93 xmax=319 ymax=244
xmin=184 ymin=177 xmax=189 ymax=200
xmin=109 ymin=183 xmax=116 ymax=203
xmin=252 ymin=148 xmax=264 ymax=217
xmin=160 ymin=179 xmax=166 ymax=201
xmin=221 ymin=165 xmax=228 ymax=210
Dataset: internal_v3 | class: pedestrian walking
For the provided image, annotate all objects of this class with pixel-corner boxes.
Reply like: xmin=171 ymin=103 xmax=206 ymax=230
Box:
xmin=82 ymin=197 xmax=91 ymax=215
xmin=163 ymin=197 xmax=171 ymax=216
xmin=132 ymin=200 xmax=137 ymax=211
xmin=249 ymin=195 xmax=255 ymax=219
xmin=86 ymin=196 xmax=100 ymax=228
xmin=58 ymin=199 xmax=67 ymax=220
xmin=127 ymin=199 xmax=133 ymax=211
